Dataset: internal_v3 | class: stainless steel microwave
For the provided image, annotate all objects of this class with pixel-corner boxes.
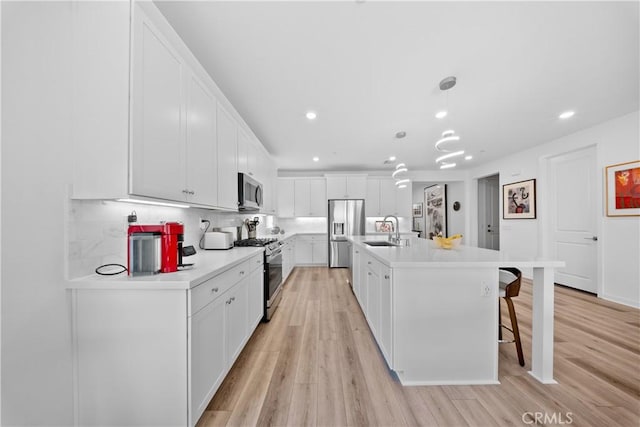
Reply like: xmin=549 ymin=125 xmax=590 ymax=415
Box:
xmin=238 ymin=173 xmax=263 ymax=211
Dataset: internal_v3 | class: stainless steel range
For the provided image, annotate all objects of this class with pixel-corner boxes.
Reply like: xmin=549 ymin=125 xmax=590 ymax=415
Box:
xmin=234 ymin=238 xmax=284 ymax=321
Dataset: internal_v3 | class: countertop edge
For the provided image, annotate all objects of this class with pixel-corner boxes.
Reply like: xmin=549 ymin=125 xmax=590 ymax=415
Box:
xmin=349 ymin=236 xmax=565 ymax=269
xmin=67 ymin=247 xmax=264 ymax=290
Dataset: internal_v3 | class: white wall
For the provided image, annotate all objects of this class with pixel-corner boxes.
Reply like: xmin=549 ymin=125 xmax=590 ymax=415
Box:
xmin=2 ymin=3 xmax=75 ymax=424
xmin=468 ymin=111 xmax=640 ymax=307
xmin=412 ymin=181 xmax=465 ymax=238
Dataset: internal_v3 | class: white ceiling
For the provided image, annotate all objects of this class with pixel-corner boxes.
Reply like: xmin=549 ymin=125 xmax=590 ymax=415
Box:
xmin=155 ymin=1 xmax=639 ymax=172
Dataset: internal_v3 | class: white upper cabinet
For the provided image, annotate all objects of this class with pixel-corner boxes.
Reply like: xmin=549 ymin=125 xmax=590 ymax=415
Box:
xmin=131 ymin=12 xmax=186 ymax=201
xmin=278 ymin=178 xmax=325 ymax=218
xmin=237 ymin=128 xmax=261 ymax=180
xmin=216 ymin=102 xmax=239 ymax=210
xmin=73 ymin=2 xmax=272 ymax=210
xmin=277 ymin=179 xmax=295 ymax=217
xmin=309 ymin=179 xmax=328 ymax=216
xmin=294 ymin=178 xmax=326 ymax=217
xmin=326 ymin=175 xmax=367 ymax=199
xmin=366 ymin=178 xmax=412 ymax=217
xmin=294 ymin=180 xmax=311 ymax=217
xmin=261 ymin=156 xmax=278 ymax=215
xmin=185 ymin=73 xmax=218 ymax=207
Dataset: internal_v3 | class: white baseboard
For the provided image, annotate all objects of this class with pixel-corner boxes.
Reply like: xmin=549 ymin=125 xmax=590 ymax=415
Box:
xmin=600 ymin=293 xmax=640 ymax=309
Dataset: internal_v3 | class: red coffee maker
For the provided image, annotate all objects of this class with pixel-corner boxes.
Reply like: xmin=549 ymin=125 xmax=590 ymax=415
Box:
xmin=127 ymin=222 xmax=184 ymax=275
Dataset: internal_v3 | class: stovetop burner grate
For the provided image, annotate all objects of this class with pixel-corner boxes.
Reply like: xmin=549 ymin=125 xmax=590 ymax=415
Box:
xmin=234 ymin=238 xmax=278 ymax=247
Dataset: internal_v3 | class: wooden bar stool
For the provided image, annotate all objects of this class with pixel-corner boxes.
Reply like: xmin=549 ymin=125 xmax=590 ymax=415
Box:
xmin=498 ymin=267 xmax=525 ymax=366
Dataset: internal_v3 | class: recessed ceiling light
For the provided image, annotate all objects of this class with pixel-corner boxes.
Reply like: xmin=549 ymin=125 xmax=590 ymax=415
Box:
xmin=312 ymin=156 xmax=319 ymax=162
xmin=559 ymin=110 xmax=575 ymax=119
xmin=306 ymin=111 xmax=317 ymax=120
xmin=465 ymin=155 xmax=473 ymax=160
xmin=440 ymin=163 xmax=456 ymax=169
xmin=389 ymin=156 xmax=396 ymax=161
xmin=435 ymin=111 xmax=447 ymax=119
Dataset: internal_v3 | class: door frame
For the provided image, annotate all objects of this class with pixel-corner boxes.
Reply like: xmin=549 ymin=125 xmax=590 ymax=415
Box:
xmin=539 ymin=144 xmax=603 ymax=296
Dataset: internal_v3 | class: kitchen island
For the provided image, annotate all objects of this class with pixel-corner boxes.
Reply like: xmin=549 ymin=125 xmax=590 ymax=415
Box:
xmin=349 ymin=236 xmax=564 ymax=386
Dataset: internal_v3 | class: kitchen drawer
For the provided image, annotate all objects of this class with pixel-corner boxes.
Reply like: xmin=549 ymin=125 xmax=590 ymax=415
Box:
xmin=363 ymin=253 xmax=381 ymax=277
xmin=190 ymin=253 xmax=263 ymax=315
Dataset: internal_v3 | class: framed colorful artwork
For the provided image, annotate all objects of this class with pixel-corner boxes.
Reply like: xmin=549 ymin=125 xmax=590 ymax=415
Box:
xmin=503 ymin=179 xmax=536 ymax=219
xmin=412 ymin=203 xmax=423 ymax=217
xmin=424 ymin=184 xmax=447 ymax=238
xmin=605 ymin=160 xmax=640 ymax=217
xmin=375 ymin=221 xmax=394 ymax=233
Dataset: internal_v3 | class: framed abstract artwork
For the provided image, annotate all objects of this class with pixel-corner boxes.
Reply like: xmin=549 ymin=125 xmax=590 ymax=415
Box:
xmin=503 ymin=179 xmax=536 ymax=219
xmin=605 ymin=160 xmax=640 ymax=217
xmin=424 ymin=184 xmax=446 ymax=238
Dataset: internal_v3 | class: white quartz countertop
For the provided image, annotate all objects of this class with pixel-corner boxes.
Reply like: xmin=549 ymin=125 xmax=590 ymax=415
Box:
xmin=349 ymin=235 xmax=565 ymax=269
xmin=67 ymin=247 xmax=264 ymax=290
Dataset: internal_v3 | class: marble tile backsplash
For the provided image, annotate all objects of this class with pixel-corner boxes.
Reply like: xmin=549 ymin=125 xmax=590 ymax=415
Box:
xmin=67 ymin=199 xmax=273 ymax=279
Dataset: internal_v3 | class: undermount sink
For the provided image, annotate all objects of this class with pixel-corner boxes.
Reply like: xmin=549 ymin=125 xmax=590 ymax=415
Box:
xmin=364 ymin=241 xmax=398 ymax=247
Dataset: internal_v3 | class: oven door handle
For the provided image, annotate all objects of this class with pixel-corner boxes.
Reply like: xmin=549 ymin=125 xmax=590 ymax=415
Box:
xmin=268 ymin=249 xmax=282 ymax=259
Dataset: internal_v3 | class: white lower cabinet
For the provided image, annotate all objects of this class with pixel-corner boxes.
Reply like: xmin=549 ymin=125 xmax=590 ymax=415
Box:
xmin=71 ymin=253 xmax=263 ymax=427
xmin=282 ymin=239 xmax=295 ymax=282
xmin=379 ymin=265 xmax=392 ymax=363
xmin=353 ymin=250 xmax=393 ymax=367
xmin=190 ymin=295 xmax=226 ymax=422
xmin=294 ymin=235 xmax=328 ymax=266
xmin=248 ymin=265 xmax=265 ymax=329
xmin=352 ymin=246 xmax=362 ymax=303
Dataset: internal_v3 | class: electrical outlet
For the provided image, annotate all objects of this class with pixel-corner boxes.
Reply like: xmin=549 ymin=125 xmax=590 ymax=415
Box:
xmin=199 ymin=218 xmax=207 ymax=230
xmin=481 ymin=282 xmax=491 ymax=297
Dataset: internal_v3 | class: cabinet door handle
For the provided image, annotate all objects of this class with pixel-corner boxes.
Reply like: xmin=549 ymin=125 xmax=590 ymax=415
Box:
xmin=367 ymin=261 xmax=372 ymax=265
xmin=368 ymin=272 xmax=372 ymax=276
xmin=226 ymin=299 xmax=232 ymax=304
xmin=189 ymin=190 xmax=195 ymax=195
xmin=211 ymin=287 xmax=219 ymax=293
xmin=239 ymin=271 xmax=245 ymax=275
xmin=231 ymin=296 xmax=236 ymax=302
xmin=182 ymin=189 xmax=188 ymax=194
xmin=384 ymin=275 xmax=390 ymax=279
xmin=355 ymin=250 xmax=359 ymax=254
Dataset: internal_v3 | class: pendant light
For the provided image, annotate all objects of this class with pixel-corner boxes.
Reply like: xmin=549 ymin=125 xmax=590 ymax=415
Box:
xmin=434 ymin=76 xmax=464 ymax=168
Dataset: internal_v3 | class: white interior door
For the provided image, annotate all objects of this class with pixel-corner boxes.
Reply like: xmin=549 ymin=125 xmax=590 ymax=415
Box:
xmin=549 ymin=146 xmax=597 ymax=293
xmin=478 ymin=175 xmax=500 ymax=250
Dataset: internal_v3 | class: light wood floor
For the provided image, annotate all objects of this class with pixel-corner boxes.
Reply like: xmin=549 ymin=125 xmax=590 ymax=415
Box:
xmin=197 ymin=267 xmax=640 ymax=427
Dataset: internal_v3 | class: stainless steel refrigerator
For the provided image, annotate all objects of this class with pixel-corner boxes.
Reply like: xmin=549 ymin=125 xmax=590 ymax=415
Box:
xmin=328 ymin=199 xmax=365 ymax=268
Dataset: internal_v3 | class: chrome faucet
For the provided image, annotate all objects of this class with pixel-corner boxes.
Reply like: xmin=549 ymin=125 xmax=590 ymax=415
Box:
xmin=383 ymin=215 xmax=400 ymax=244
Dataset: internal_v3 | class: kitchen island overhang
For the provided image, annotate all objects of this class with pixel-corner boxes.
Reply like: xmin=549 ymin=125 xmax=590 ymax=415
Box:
xmin=349 ymin=236 xmax=565 ymax=386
